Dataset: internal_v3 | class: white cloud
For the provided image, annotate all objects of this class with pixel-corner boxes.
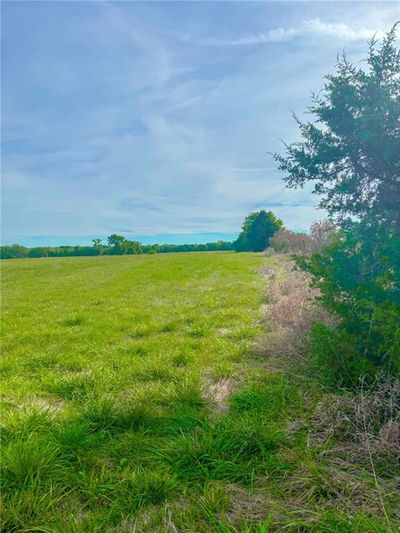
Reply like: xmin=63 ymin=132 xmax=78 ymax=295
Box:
xmin=204 ymin=18 xmax=386 ymax=46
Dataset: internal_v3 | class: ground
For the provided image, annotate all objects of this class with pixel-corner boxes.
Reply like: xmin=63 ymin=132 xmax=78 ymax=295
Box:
xmin=0 ymin=253 xmax=396 ymax=531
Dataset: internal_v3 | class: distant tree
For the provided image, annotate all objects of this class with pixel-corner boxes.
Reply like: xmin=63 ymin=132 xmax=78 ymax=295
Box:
xmin=107 ymin=234 xmax=125 ymax=248
xmin=124 ymin=240 xmax=143 ymax=255
xmin=91 ymin=238 xmax=104 ymax=255
xmin=234 ymin=210 xmax=283 ymax=252
xmin=1 ymin=238 xmax=235 ymax=259
xmin=143 ymin=244 xmax=159 ymax=254
xmin=274 ymin=25 xmax=400 ymax=231
xmin=73 ymin=246 xmax=99 ymax=256
xmin=28 ymin=247 xmax=50 ymax=258
xmin=107 ymin=234 xmax=126 ymax=254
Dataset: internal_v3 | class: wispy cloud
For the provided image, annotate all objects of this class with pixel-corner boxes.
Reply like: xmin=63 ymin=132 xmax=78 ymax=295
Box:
xmin=2 ymin=1 xmax=397 ymax=244
xmin=225 ymin=167 xmax=276 ymax=173
xmin=204 ymin=18 xmax=386 ymax=46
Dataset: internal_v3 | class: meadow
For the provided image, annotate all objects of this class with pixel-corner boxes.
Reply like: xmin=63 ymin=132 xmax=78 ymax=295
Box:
xmin=0 ymin=253 xmax=397 ymax=532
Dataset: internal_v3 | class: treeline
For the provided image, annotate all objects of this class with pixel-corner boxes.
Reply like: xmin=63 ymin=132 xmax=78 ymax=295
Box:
xmin=0 ymin=235 xmax=233 ymax=260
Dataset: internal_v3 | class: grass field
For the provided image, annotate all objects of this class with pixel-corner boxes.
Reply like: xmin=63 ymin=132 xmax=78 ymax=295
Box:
xmin=0 ymin=253 xmax=396 ymax=532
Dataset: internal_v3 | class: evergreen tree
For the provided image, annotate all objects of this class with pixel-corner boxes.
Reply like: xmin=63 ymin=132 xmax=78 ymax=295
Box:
xmin=274 ymin=25 xmax=400 ymax=231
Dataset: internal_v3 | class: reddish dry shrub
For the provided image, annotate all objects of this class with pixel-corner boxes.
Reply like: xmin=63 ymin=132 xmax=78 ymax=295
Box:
xmin=258 ymin=264 xmax=275 ymax=280
xmin=270 ymin=229 xmax=312 ymax=255
xmin=269 ymin=219 xmax=336 ymax=255
xmin=311 ymin=376 xmax=400 ymax=462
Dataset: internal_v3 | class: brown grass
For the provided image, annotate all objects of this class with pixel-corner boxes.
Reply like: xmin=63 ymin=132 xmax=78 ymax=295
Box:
xmin=201 ymin=375 xmax=236 ymax=413
xmin=311 ymin=376 xmax=400 ymax=463
xmin=259 ymin=263 xmax=333 ymax=363
xmin=224 ymin=483 xmax=270 ymax=526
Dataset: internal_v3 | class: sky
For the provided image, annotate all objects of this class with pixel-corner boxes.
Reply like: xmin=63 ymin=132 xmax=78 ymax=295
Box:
xmin=1 ymin=1 xmax=399 ymax=246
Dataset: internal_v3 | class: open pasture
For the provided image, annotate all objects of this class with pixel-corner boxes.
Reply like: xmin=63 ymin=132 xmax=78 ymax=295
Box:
xmin=2 ymin=252 xmax=393 ymax=532
xmin=2 ymin=252 xmax=293 ymax=531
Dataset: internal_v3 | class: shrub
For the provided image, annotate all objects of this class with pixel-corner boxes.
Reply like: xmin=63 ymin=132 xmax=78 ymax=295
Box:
xmin=269 ymin=229 xmax=312 ymax=255
xmin=309 ymin=324 xmax=369 ymax=387
xmin=309 ymin=220 xmax=336 ymax=252
xmin=298 ymin=222 xmax=400 ymax=385
xmin=269 ymin=220 xmax=336 ymax=255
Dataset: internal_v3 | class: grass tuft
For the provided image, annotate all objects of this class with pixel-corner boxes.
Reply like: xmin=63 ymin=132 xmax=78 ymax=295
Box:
xmin=1 ymin=439 xmax=66 ymax=487
xmin=60 ymin=315 xmax=86 ymax=327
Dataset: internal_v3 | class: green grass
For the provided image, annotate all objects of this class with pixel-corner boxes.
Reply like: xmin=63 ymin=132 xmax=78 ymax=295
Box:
xmin=1 ymin=253 xmax=396 ymax=531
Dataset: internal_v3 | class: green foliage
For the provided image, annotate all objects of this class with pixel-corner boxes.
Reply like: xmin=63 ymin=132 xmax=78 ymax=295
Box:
xmin=275 ymin=25 xmax=400 ymax=230
xmin=234 ymin=210 xmax=283 ymax=252
xmin=297 ymin=222 xmax=400 ymax=385
xmin=1 ymin=439 xmax=66 ymax=487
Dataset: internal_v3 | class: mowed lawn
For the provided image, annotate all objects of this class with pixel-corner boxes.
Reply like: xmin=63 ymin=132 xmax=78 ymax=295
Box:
xmin=2 ymin=252 xmax=291 ymax=531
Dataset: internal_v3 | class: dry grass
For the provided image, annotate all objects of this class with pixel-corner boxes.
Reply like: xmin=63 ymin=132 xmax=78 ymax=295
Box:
xmin=202 ymin=376 xmax=235 ymax=413
xmin=257 ymin=258 xmax=399 ymax=529
xmin=258 ymin=262 xmax=333 ymax=363
xmin=311 ymin=376 xmax=400 ymax=463
xmin=285 ymin=469 xmax=373 ymax=519
xmin=224 ymin=483 xmax=270 ymax=525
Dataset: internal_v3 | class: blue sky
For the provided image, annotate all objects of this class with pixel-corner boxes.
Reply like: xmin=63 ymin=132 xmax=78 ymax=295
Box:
xmin=2 ymin=1 xmax=398 ymax=246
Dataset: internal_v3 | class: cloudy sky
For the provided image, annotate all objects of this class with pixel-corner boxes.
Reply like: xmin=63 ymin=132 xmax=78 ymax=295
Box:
xmin=2 ymin=1 xmax=398 ymax=246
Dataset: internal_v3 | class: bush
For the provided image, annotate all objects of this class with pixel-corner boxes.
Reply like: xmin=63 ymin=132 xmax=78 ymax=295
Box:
xmin=309 ymin=324 xmax=370 ymax=387
xmin=298 ymin=221 xmax=400 ymax=385
xmin=269 ymin=229 xmax=312 ymax=254
xmin=269 ymin=220 xmax=336 ymax=255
